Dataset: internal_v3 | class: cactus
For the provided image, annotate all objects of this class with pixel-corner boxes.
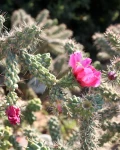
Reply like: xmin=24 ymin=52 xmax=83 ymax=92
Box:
xmin=0 ymin=126 xmax=12 ymax=150
xmin=99 ymin=122 xmax=120 ymax=146
xmin=49 ymin=85 xmax=67 ymax=102
xmin=23 ymin=98 xmax=42 ymax=125
xmin=0 ymin=7 xmax=120 ymax=150
xmin=20 ymin=50 xmax=56 ymax=87
xmin=6 ymin=91 xmax=18 ymax=105
xmin=0 ymin=15 xmax=5 ymax=34
xmin=48 ymin=116 xmax=61 ymax=142
xmin=105 ymin=29 xmax=120 ymax=51
xmin=80 ymin=118 xmax=96 ymax=150
xmin=92 ymin=33 xmax=118 ymax=62
xmin=9 ymin=135 xmax=22 ymax=150
xmin=11 ymin=9 xmax=73 ymax=55
xmin=98 ymin=105 xmax=119 ymax=122
xmin=27 ymin=140 xmax=51 ymax=150
xmin=5 ymin=51 xmax=20 ymax=91
xmin=99 ymin=83 xmax=120 ymax=101
xmin=92 ymin=23 xmax=120 ymax=149
xmin=92 ymin=31 xmax=120 ymax=63
xmin=66 ymin=130 xmax=79 ymax=147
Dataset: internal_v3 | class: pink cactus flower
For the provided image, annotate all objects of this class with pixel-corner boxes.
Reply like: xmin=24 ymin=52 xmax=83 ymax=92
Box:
xmin=69 ymin=52 xmax=101 ymax=87
xmin=6 ymin=105 xmax=20 ymax=125
xmin=69 ymin=51 xmax=82 ymax=68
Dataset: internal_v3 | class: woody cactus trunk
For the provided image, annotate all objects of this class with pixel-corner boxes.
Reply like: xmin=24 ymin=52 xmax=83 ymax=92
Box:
xmin=0 ymin=9 xmax=120 ymax=150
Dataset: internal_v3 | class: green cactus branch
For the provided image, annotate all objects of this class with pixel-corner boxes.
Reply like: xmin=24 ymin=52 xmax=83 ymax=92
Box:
xmin=79 ymin=117 xmax=96 ymax=150
xmin=20 ymin=50 xmax=56 ymax=87
xmin=5 ymin=51 xmax=20 ymax=91
xmin=11 ymin=9 xmax=73 ymax=55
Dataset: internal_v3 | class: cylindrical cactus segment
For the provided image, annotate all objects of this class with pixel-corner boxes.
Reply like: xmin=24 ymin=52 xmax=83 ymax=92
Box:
xmin=6 ymin=91 xmax=18 ymax=105
xmin=49 ymin=85 xmax=66 ymax=101
xmin=48 ymin=116 xmax=61 ymax=142
xmin=9 ymin=135 xmax=22 ymax=150
xmin=26 ymin=98 xmax=42 ymax=112
xmin=34 ymin=53 xmax=51 ymax=68
xmin=23 ymin=98 xmax=42 ymax=125
xmin=5 ymin=51 xmax=20 ymax=91
xmin=80 ymin=118 xmax=96 ymax=150
xmin=0 ymin=15 xmax=5 ymax=33
xmin=36 ymin=9 xmax=49 ymax=25
xmin=57 ymin=72 xmax=77 ymax=88
xmin=0 ymin=126 xmax=12 ymax=150
xmin=0 ymin=24 xmax=41 ymax=54
xmin=27 ymin=140 xmax=50 ymax=150
xmin=20 ymin=50 xmax=56 ymax=87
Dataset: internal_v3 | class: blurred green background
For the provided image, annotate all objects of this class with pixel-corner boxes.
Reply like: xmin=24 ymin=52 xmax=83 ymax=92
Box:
xmin=1 ymin=0 xmax=120 ymax=60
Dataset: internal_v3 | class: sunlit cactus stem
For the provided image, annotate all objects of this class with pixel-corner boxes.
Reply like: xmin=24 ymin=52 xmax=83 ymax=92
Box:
xmin=0 ymin=15 xmax=5 ymax=34
xmin=20 ymin=49 xmax=57 ymax=87
xmin=80 ymin=117 xmax=96 ymax=150
xmin=5 ymin=51 xmax=20 ymax=92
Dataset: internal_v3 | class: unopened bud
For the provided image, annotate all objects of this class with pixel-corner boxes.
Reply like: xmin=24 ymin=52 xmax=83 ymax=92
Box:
xmin=108 ymin=71 xmax=117 ymax=80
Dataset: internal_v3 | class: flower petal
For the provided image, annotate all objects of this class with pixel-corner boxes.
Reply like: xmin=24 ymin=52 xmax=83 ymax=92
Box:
xmin=81 ymin=58 xmax=92 ymax=67
xmin=69 ymin=51 xmax=82 ymax=69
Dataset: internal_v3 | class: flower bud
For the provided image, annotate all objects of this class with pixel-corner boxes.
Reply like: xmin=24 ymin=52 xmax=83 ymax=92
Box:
xmin=108 ymin=71 xmax=117 ymax=80
xmin=6 ymin=105 xmax=20 ymax=125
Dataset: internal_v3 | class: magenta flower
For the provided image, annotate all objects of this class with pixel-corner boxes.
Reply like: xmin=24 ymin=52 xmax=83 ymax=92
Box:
xmin=69 ymin=52 xmax=101 ymax=87
xmin=6 ymin=105 xmax=20 ymax=125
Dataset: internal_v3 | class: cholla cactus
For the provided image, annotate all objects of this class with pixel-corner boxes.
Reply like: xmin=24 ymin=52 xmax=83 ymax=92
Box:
xmin=5 ymin=51 xmax=20 ymax=91
xmin=10 ymin=9 xmax=85 ymax=97
xmin=0 ymin=12 xmax=57 ymax=149
xmin=26 ymin=140 xmax=51 ymax=150
xmin=99 ymin=121 xmax=120 ymax=146
xmin=6 ymin=91 xmax=18 ymax=105
xmin=98 ymin=105 xmax=119 ymax=122
xmin=66 ymin=130 xmax=79 ymax=147
xmin=23 ymin=98 xmax=42 ymax=125
xmin=92 ymin=24 xmax=120 ymax=62
xmin=92 ymin=23 xmax=120 ymax=149
xmin=0 ymin=7 xmax=120 ymax=150
xmin=0 ymin=126 xmax=12 ymax=150
xmin=0 ymin=15 xmax=5 ymax=34
xmin=9 ymin=135 xmax=22 ymax=150
xmin=11 ymin=9 xmax=73 ymax=55
xmin=80 ymin=118 xmax=96 ymax=150
xmin=48 ymin=116 xmax=61 ymax=142
xmin=92 ymin=33 xmax=114 ymax=62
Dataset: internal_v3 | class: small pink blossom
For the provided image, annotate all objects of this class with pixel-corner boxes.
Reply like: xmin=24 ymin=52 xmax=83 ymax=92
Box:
xmin=69 ymin=52 xmax=101 ymax=87
xmin=57 ymin=103 xmax=62 ymax=113
xmin=6 ymin=105 xmax=20 ymax=125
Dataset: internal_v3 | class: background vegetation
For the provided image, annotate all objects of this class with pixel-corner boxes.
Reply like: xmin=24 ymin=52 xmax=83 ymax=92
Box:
xmin=1 ymin=0 xmax=120 ymax=60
